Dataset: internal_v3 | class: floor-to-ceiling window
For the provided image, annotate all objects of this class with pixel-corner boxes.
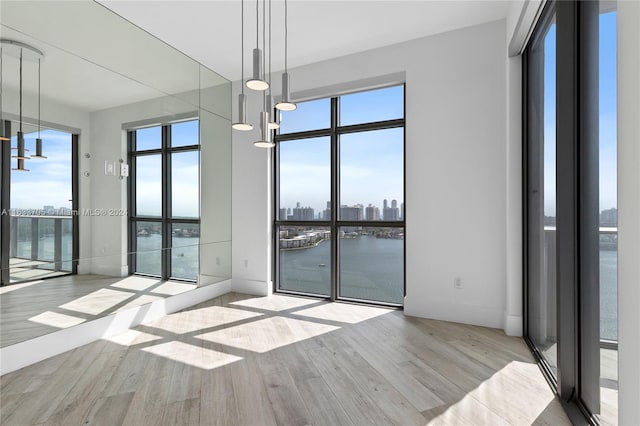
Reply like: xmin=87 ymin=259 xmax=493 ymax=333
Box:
xmin=274 ymin=85 xmax=405 ymax=305
xmin=128 ymin=120 xmax=200 ymax=281
xmin=524 ymin=1 xmax=617 ymax=423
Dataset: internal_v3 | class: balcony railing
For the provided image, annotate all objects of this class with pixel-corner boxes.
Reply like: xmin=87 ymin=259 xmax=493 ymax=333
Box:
xmin=544 ymin=226 xmax=618 ymax=347
xmin=9 ymin=215 xmax=73 ymax=272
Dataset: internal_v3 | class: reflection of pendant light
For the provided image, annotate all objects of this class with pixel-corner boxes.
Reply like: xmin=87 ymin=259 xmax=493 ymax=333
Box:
xmin=232 ymin=0 xmax=253 ymax=131
xmin=11 ymin=48 xmax=30 ymax=171
xmin=0 ymin=46 xmax=9 ymax=141
xmin=275 ymin=0 xmax=296 ymax=111
xmin=32 ymin=58 xmax=47 ymax=159
xmin=246 ymin=0 xmax=268 ymax=91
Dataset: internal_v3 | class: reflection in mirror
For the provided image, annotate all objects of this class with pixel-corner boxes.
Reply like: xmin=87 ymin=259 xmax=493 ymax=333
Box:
xmin=0 ymin=0 xmax=231 ymax=349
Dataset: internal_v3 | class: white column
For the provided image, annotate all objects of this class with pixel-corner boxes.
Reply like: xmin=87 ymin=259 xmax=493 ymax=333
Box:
xmin=505 ymin=54 xmax=523 ymax=336
xmin=617 ymin=1 xmax=640 ymax=424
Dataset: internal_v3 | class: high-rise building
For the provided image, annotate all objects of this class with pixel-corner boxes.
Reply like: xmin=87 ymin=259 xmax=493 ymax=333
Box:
xmin=340 ymin=204 xmax=364 ymax=221
xmin=279 ymin=208 xmax=287 ymax=220
xmin=365 ymin=204 xmax=380 ymax=221
xmin=383 ymin=199 xmax=388 ymax=209
xmin=391 ymin=199 xmax=397 ymax=209
xmin=600 ymin=208 xmax=618 ymax=226
xmin=292 ymin=205 xmax=314 ymax=221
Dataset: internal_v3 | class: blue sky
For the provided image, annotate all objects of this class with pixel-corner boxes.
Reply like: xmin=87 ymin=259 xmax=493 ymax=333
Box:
xmin=278 ymin=85 xmax=404 ymax=215
xmin=544 ymin=11 xmax=617 ymax=216
xmin=10 ymin=129 xmax=72 ymax=210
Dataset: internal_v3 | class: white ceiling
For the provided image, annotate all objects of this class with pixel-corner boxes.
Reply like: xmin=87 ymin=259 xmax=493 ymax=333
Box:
xmin=99 ymin=0 xmax=512 ymax=82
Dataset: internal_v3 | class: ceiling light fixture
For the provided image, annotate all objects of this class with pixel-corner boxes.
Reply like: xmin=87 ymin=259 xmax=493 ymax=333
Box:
xmin=254 ymin=0 xmax=275 ymax=148
xmin=11 ymin=47 xmax=30 ymax=171
xmin=246 ymin=0 xmax=268 ymax=91
xmin=275 ymin=0 xmax=296 ymax=112
xmin=31 ymin=58 xmax=47 ymax=159
xmin=232 ymin=0 xmax=253 ymax=131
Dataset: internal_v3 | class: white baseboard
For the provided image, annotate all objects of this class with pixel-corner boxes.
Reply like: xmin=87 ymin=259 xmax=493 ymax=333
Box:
xmin=503 ymin=313 xmax=523 ymax=336
xmin=231 ymin=278 xmax=271 ymax=296
xmin=404 ymin=297 xmax=505 ymax=330
xmin=0 ymin=279 xmax=231 ymax=376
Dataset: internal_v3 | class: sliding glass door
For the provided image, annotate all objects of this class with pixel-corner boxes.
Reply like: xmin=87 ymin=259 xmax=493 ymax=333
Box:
xmin=524 ymin=1 xmax=618 ymax=422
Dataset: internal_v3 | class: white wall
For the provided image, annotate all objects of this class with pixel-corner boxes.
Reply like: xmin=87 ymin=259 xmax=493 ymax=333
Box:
xmin=232 ymin=19 xmax=513 ymax=329
xmin=617 ymin=1 xmax=640 ymax=424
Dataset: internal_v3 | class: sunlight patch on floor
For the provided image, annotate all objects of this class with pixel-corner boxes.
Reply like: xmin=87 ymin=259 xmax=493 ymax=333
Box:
xmin=59 ymin=288 xmax=134 ymax=315
xmin=103 ymin=329 xmax=163 ymax=346
xmin=429 ymin=361 xmax=566 ymax=425
xmin=29 ymin=311 xmax=86 ymax=328
xmin=150 ymin=305 xmax=263 ymax=334
xmin=141 ymin=341 xmax=242 ymax=370
xmin=295 ymin=302 xmax=393 ymax=324
xmin=195 ymin=316 xmax=339 ymax=353
xmin=109 ymin=276 xmax=161 ymax=291
xmin=150 ymin=281 xmax=197 ymax=296
xmin=229 ymin=294 xmax=319 ymax=312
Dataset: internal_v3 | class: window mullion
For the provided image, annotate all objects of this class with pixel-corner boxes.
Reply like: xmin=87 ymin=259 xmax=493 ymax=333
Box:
xmin=330 ymin=96 xmax=339 ymax=302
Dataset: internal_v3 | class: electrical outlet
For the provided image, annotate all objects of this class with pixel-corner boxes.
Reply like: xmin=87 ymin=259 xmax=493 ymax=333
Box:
xmin=216 ymin=257 xmax=221 ymax=266
xmin=454 ymin=277 xmax=463 ymax=289
xmin=244 ymin=259 xmax=249 ymax=268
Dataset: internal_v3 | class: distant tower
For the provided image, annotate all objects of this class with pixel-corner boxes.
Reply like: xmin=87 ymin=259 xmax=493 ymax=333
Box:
xmin=391 ymin=200 xmax=397 ymax=209
xmin=383 ymin=199 xmax=388 ymax=209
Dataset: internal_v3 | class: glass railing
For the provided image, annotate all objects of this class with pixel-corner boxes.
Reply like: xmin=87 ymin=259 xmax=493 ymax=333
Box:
xmin=9 ymin=215 xmax=74 ymax=274
xmin=544 ymin=226 xmax=618 ymax=344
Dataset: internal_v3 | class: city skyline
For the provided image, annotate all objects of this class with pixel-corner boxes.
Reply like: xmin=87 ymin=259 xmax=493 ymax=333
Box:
xmin=278 ymin=198 xmax=402 ymax=221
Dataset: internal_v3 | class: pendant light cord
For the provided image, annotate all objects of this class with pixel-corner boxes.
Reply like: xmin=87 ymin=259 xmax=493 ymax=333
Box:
xmin=38 ymin=58 xmax=41 ymax=138
xmin=241 ymin=0 xmax=245 ymax=95
xmin=262 ymin=0 xmax=266 ymax=110
xmin=19 ymin=48 xmax=23 ymax=133
xmin=268 ymin=0 xmax=272 ymax=88
xmin=255 ymin=0 xmax=259 ymax=48
xmin=284 ymin=0 xmax=288 ymax=72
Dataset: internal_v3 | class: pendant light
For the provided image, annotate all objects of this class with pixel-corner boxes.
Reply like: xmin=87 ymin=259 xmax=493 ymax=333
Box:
xmin=254 ymin=0 xmax=274 ymax=148
xmin=275 ymin=0 xmax=296 ymax=111
xmin=232 ymin=0 xmax=253 ymax=131
xmin=32 ymin=58 xmax=47 ymax=159
xmin=11 ymin=47 xmax=30 ymax=171
xmin=246 ymin=0 xmax=268 ymax=91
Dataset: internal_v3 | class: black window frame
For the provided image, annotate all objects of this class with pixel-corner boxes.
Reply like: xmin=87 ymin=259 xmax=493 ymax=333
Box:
xmin=273 ymin=84 xmax=406 ymax=307
xmin=127 ymin=120 xmax=200 ymax=282
xmin=523 ymin=0 xmax=603 ymax=423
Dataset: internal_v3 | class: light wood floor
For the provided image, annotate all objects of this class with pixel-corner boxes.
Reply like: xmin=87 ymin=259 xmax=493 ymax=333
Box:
xmin=0 ymin=275 xmax=196 ymax=347
xmin=0 ymin=292 xmax=571 ymax=425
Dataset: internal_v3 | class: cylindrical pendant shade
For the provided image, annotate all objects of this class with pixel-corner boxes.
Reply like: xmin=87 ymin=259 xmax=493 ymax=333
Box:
xmin=246 ymin=48 xmax=269 ymax=91
xmin=266 ymin=94 xmax=280 ymax=130
xmin=232 ymin=93 xmax=254 ymax=131
xmin=275 ymin=72 xmax=296 ymax=111
xmin=12 ymin=158 xmax=29 ymax=171
xmin=11 ymin=132 xmax=31 ymax=160
xmin=254 ymin=111 xmax=275 ymax=148
xmin=31 ymin=138 xmax=47 ymax=158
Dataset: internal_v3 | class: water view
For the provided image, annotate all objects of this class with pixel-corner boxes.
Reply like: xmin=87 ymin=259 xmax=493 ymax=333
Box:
xmin=279 ymin=231 xmax=404 ymax=305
